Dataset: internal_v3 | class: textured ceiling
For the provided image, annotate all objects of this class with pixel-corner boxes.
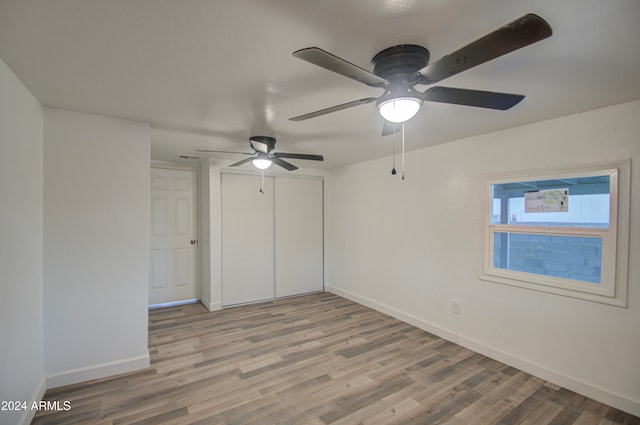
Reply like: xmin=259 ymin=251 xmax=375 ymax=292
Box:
xmin=1 ymin=0 xmax=639 ymax=169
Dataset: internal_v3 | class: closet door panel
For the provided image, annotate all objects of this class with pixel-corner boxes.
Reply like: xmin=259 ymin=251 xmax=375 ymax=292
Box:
xmin=275 ymin=177 xmax=323 ymax=297
xmin=221 ymin=173 xmax=274 ymax=306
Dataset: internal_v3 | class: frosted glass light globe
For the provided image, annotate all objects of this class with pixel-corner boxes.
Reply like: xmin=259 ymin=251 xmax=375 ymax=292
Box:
xmin=378 ymin=97 xmax=422 ymax=123
xmin=252 ymin=158 xmax=272 ymax=170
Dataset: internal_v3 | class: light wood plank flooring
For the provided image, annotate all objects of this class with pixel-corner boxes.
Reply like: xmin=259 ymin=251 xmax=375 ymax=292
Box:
xmin=33 ymin=292 xmax=639 ymax=425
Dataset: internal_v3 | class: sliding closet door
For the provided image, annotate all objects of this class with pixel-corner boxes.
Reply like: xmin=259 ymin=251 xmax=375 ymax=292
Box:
xmin=275 ymin=177 xmax=323 ymax=297
xmin=221 ymin=173 xmax=274 ymax=306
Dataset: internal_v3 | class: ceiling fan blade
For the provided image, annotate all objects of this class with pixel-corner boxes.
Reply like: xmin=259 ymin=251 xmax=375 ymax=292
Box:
xmin=289 ymin=97 xmax=377 ymax=121
xmin=271 ymin=157 xmax=298 ymax=171
xmin=293 ymin=47 xmax=387 ymax=87
xmin=228 ymin=157 xmax=254 ymax=167
xmin=196 ymin=149 xmax=253 ymax=155
xmin=381 ymin=120 xmax=402 ymax=137
xmin=424 ymin=86 xmax=524 ymax=110
xmin=272 ymin=152 xmax=324 ymax=161
xmin=416 ymin=14 xmax=552 ymax=84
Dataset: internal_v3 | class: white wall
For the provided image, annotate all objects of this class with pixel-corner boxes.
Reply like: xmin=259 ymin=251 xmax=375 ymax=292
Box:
xmin=0 ymin=58 xmax=46 ymax=425
xmin=43 ymin=108 xmax=150 ymax=387
xmin=199 ymin=158 xmax=213 ymax=309
xmin=326 ymin=100 xmax=640 ymax=416
xmin=200 ymin=159 xmax=223 ymax=311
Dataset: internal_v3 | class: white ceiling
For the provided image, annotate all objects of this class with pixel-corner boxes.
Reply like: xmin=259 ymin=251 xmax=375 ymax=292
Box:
xmin=1 ymin=0 xmax=639 ymax=169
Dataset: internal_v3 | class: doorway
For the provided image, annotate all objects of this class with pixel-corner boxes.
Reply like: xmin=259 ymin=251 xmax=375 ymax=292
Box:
xmin=149 ymin=167 xmax=198 ymax=306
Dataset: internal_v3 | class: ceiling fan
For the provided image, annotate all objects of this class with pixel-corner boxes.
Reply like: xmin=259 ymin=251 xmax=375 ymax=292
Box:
xmin=290 ymin=13 xmax=552 ymax=135
xmin=197 ymin=136 xmax=323 ymax=171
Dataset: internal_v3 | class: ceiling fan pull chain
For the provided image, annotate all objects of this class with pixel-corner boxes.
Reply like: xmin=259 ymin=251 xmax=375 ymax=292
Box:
xmin=401 ymin=122 xmax=406 ymax=181
xmin=259 ymin=169 xmax=265 ymax=194
xmin=391 ymin=128 xmax=397 ymax=175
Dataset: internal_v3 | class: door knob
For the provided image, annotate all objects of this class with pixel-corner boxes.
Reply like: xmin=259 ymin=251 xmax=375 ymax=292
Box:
xmin=190 ymin=239 xmax=197 ymax=245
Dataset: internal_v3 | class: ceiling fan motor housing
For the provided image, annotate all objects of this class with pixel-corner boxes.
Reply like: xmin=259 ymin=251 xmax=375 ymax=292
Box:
xmin=372 ymin=45 xmax=430 ymax=114
xmin=249 ymin=136 xmax=276 ymax=153
xmin=371 ymin=45 xmax=430 ymax=84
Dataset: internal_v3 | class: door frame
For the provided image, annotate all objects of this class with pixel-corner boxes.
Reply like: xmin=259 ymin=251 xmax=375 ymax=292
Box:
xmin=150 ymin=160 xmax=200 ymax=305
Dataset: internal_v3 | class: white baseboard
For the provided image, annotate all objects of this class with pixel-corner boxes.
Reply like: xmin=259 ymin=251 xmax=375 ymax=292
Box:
xmin=46 ymin=353 xmax=150 ymax=389
xmin=326 ymin=285 xmax=640 ymax=417
xmin=17 ymin=376 xmax=47 ymax=425
xmin=200 ymin=297 xmax=221 ymax=311
xmin=327 ymin=286 xmax=457 ymax=342
xmin=200 ymin=297 xmax=211 ymax=310
xmin=457 ymin=334 xmax=640 ymax=417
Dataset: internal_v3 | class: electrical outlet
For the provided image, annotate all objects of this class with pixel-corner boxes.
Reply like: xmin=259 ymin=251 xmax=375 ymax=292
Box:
xmin=451 ymin=300 xmax=461 ymax=315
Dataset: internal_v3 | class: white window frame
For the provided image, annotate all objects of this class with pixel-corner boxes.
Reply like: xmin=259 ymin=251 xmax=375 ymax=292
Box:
xmin=481 ymin=161 xmax=631 ymax=307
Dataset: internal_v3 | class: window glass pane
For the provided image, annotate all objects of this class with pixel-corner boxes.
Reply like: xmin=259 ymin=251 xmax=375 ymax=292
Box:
xmin=508 ymin=194 xmax=609 ymax=227
xmin=491 ymin=176 xmax=610 ymax=228
xmin=493 ymin=232 xmax=602 ymax=284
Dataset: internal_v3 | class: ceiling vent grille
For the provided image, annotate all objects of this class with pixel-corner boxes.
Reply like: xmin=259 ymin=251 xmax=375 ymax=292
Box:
xmin=178 ymin=154 xmax=200 ymax=160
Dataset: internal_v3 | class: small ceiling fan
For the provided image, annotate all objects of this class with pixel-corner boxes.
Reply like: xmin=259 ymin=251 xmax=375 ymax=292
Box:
xmin=197 ymin=136 xmax=323 ymax=171
xmin=290 ymin=13 xmax=552 ymax=135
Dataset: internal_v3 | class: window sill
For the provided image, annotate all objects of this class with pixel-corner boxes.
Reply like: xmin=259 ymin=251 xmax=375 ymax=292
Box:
xmin=480 ymin=270 xmax=627 ymax=307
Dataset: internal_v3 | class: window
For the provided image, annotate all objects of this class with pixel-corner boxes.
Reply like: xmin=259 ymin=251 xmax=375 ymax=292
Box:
xmin=481 ymin=161 xmax=631 ymax=306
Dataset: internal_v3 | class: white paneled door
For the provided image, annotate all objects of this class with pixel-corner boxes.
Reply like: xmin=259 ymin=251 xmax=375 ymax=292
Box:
xmin=150 ymin=168 xmax=197 ymax=305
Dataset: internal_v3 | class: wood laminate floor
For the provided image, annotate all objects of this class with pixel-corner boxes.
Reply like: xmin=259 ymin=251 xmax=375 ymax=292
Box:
xmin=33 ymin=292 xmax=639 ymax=425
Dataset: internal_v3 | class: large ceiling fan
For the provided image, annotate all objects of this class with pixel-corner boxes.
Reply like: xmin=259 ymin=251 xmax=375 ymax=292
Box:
xmin=290 ymin=14 xmax=552 ymax=135
xmin=197 ymin=136 xmax=323 ymax=171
